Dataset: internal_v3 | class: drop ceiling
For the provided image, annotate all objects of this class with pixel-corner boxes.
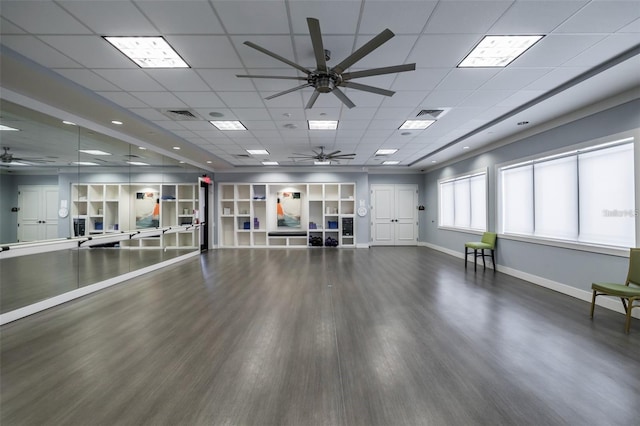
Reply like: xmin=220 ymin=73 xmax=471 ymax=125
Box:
xmin=1 ymin=0 xmax=639 ymax=172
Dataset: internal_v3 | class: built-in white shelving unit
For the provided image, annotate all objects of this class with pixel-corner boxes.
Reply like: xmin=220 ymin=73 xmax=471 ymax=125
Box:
xmin=218 ymin=182 xmax=355 ymax=248
xmin=71 ymin=182 xmax=199 ymax=249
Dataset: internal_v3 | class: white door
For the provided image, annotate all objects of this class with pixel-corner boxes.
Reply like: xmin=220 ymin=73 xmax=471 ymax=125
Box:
xmin=17 ymin=185 xmax=59 ymax=242
xmin=371 ymin=184 xmax=418 ymax=246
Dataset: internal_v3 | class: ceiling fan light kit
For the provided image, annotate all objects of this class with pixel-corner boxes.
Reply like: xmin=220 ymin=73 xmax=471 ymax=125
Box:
xmin=237 ymin=17 xmax=416 ymax=109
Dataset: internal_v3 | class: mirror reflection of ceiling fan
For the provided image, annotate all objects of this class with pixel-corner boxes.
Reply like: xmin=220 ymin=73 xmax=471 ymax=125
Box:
xmin=289 ymin=147 xmax=356 ymax=164
xmin=237 ymin=17 xmax=416 ymax=109
xmin=1 ymin=147 xmax=54 ymax=166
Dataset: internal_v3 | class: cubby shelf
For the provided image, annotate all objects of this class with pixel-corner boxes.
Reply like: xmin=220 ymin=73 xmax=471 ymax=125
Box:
xmin=218 ymin=182 xmax=355 ymax=248
xmin=71 ymin=182 xmax=199 ymax=249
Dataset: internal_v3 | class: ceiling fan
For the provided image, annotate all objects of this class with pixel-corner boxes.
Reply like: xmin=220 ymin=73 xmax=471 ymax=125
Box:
xmin=237 ymin=17 xmax=416 ymax=109
xmin=289 ymin=146 xmax=356 ymax=164
xmin=1 ymin=147 xmax=53 ymax=165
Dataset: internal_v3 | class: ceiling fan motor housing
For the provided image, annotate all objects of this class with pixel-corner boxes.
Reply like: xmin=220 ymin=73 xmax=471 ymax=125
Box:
xmin=311 ymin=73 xmax=340 ymax=93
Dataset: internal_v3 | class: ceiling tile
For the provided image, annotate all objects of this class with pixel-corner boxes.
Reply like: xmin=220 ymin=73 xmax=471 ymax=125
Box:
xmin=213 ymin=1 xmax=288 ymax=34
xmin=435 ymin=68 xmax=500 ymax=91
xmin=94 ymin=69 xmax=165 ymax=91
xmin=136 ymin=1 xmax=224 ymax=34
xmin=360 ymin=1 xmax=438 ymax=34
xmin=523 ymin=66 xmax=589 ymax=90
xmin=216 ymin=91 xmax=266 ymax=108
xmin=380 ymin=91 xmax=429 ymax=108
xmin=424 ymin=1 xmax=512 ymax=34
xmin=480 ymin=68 xmax=553 ymax=90
xmin=289 ymin=2 xmax=361 ymax=34
xmin=173 ymin=92 xmax=225 ymax=109
xmin=554 ymin=1 xmax=640 ymax=33
xmin=39 ymin=35 xmax=136 ymax=68
xmin=58 ymin=1 xmax=156 ymax=35
xmin=0 ymin=1 xmax=91 ymax=34
xmin=53 ymin=69 xmax=121 ymax=91
xmin=489 ymin=1 xmax=588 ymax=34
xmin=232 ymin=35 xmax=297 ymax=69
xmin=128 ymin=108 xmax=172 ymax=121
xmin=0 ymin=17 xmax=26 ymax=34
xmin=293 ymin=35 xmax=355 ymax=70
xmin=197 ymin=69 xmax=256 ymax=92
xmin=458 ymin=90 xmax=515 ymax=108
xmin=562 ymin=34 xmax=640 ymax=67
xmin=231 ymin=108 xmax=272 ymax=120
xmin=167 ymin=36 xmax=243 ymax=68
xmin=511 ymin=34 xmax=605 ymax=67
xmin=391 ymin=68 xmax=450 ymax=91
xmin=409 ymin=34 xmax=482 ymax=67
xmin=129 ymin=92 xmax=188 ymax=108
xmin=97 ymin=91 xmax=149 ymax=108
xmin=145 ymin=69 xmax=211 ymax=91
xmin=351 ymin=35 xmax=418 ymax=69
xmin=1 ymin=35 xmax=81 ymax=68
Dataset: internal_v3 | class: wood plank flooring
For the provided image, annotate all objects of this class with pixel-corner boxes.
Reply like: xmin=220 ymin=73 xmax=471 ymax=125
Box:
xmin=1 ymin=247 xmax=638 ymax=425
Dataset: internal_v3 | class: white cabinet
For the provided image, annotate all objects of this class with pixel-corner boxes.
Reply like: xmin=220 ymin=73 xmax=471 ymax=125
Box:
xmin=218 ymin=182 xmax=355 ymax=248
xmin=71 ymin=182 xmax=199 ymax=249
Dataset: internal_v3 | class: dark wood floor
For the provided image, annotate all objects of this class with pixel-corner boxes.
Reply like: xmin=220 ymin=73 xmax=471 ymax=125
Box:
xmin=1 ymin=247 xmax=638 ymax=425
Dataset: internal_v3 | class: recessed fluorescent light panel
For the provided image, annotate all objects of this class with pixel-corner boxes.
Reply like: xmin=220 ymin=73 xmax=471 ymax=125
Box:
xmin=0 ymin=125 xmax=19 ymax=131
xmin=383 ymin=160 xmax=400 ymax=165
xmin=126 ymin=161 xmax=150 ymax=166
xmin=62 ymin=121 xmax=76 ymax=126
xmin=375 ymin=149 xmax=398 ymax=156
xmin=104 ymin=36 xmax=189 ymax=68
xmin=247 ymin=149 xmax=269 ymax=155
xmin=399 ymin=120 xmax=435 ymax=130
xmin=262 ymin=161 xmax=279 ymax=166
xmin=72 ymin=162 xmax=99 ymax=166
xmin=308 ymin=120 xmax=338 ymax=130
xmin=78 ymin=149 xmax=111 ymax=156
xmin=459 ymin=35 xmax=543 ymax=68
xmin=314 ymin=161 xmax=331 ymax=165
xmin=210 ymin=121 xmax=246 ymax=131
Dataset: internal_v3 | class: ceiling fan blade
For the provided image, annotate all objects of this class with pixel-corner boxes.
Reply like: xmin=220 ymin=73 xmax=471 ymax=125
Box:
xmin=307 ymin=18 xmax=327 ymax=72
xmin=342 ymin=63 xmax=416 ymax=80
xmin=329 ymin=154 xmax=356 ymax=158
xmin=305 ymin=90 xmax=320 ymax=109
xmin=243 ymin=41 xmax=311 ymax=75
xmin=332 ymin=28 xmax=395 ymax=74
xmin=341 ymin=81 xmax=395 ymax=97
xmin=332 ymin=88 xmax=355 ymax=109
xmin=236 ymin=74 xmax=308 ymax=81
xmin=325 ymin=150 xmax=341 ymax=157
xmin=264 ymin=83 xmax=313 ymax=100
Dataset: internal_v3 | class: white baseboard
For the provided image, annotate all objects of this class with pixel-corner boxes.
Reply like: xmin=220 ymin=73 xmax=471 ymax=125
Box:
xmin=419 ymin=241 xmax=638 ymax=319
xmin=356 ymin=243 xmax=370 ymax=249
xmin=0 ymin=251 xmax=200 ymax=325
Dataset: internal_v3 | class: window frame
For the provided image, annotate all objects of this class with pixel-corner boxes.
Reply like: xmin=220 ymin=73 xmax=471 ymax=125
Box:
xmin=437 ymin=167 xmax=488 ymax=234
xmin=496 ymin=130 xmax=638 ymax=257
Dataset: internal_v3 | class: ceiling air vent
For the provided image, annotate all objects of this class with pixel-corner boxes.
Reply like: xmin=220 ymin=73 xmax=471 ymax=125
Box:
xmin=416 ymin=109 xmax=447 ymax=119
xmin=159 ymin=109 xmax=201 ymax=121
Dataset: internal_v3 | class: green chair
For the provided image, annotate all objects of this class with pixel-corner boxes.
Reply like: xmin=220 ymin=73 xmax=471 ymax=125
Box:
xmin=464 ymin=232 xmax=497 ymax=271
xmin=590 ymin=248 xmax=640 ymax=333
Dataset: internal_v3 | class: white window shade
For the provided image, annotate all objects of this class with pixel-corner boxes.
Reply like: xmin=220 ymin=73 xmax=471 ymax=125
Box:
xmin=469 ymin=174 xmax=487 ymax=230
xmin=502 ymin=165 xmax=533 ymax=235
xmin=454 ymin=179 xmax=471 ymax=228
xmin=578 ymin=143 xmax=635 ymax=247
xmin=439 ymin=181 xmax=454 ymax=227
xmin=534 ymin=156 xmax=578 ymax=240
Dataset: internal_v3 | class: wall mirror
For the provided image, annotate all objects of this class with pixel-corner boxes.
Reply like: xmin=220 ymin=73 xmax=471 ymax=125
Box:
xmin=0 ymin=99 xmax=204 ymax=315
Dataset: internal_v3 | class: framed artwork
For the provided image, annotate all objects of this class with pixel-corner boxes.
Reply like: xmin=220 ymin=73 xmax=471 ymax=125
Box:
xmin=276 ymin=191 xmax=301 ymax=228
xmin=135 ymin=191 xmax=159 ymax=228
